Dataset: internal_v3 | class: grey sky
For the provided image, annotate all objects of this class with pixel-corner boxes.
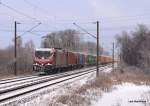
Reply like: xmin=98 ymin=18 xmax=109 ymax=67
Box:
xmin=0 ymin=0 xmax=150 ymax=53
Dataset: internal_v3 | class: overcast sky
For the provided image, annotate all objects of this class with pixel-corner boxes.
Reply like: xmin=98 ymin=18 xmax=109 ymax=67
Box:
xmin=0 ymin=0 xmax=150 ymax=53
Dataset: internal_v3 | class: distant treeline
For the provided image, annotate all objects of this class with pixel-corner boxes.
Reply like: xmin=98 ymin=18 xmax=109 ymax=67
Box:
xmin=0 ymin=29 xmax=108 ymax=76
xmin=41 ymin=29 xmax=108 ymax=55
xmin=116 ymin=24 xmax=150 ymax=73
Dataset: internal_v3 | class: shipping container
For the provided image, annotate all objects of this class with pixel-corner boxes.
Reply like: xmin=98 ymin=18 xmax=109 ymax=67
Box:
xmin=87 ymin=55 xmax=96 ymax=65
xmin=78 ymin=53 xmax=86 ymax=65
xmin=98 ymin=55 xmax=113 ymax=64
xmin=67 ymin=51 xmax=77 ymax=65
xmin=55 ymin=49 xmax=67 ymax=67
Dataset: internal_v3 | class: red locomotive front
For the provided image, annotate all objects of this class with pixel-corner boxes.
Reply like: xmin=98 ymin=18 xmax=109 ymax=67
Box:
xmin=33 ymin=48 xmax=55 ymax=74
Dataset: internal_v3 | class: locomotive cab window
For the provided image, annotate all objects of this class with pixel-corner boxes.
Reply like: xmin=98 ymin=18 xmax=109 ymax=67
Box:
xmin=35 ymin=51 xmax=51 ymax=59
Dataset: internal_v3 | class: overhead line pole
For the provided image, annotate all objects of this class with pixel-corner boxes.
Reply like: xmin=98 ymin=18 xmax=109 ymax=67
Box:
xmin=14 ymin=21 xmax=17 ymax=75
xmin=14 ymin=21 xmax=20 ymax=75
xmin=96 ymin=21 xmax=99 ymax=77
xmin=112 ymin=42 xmax=115 ymax=70
xmin=73 ymin=21 xmax=100 ymax=77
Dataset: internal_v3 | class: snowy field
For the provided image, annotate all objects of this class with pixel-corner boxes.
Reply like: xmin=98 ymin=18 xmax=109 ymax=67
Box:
xmin=93 ymin=83 xmax=150 ymax=106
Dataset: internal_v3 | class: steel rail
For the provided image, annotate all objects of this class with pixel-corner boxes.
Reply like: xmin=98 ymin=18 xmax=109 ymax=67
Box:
xmin=0 ymin=66 xmax=95 ymax=85
xmin=0 ymin=67 xmax=95 ymax=89
xmin=0 ymin=76 xmax=39 ymax=85
xmin=0 ymin=68 xmax=96 ymax=103
xmin=0 ymin=67 xmax=96 ymax=94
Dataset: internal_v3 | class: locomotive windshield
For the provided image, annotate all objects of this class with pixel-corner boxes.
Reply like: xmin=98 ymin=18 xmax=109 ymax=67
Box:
xmin=35 ymin=51 xmax=51 ymax=59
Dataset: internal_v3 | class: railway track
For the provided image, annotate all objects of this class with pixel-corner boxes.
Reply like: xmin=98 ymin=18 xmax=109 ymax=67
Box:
xmin=0 ymin=75 xmax=36 ymax=82
xmin=0 ymin=76 xmax=39 ymax=85
xmin=0 ymin=65 xmax=111 ymax=105
xmin=0 ymin=67 xmax=96 ymax=93
xmin=0 ymin=66 xmax=96 ymax=90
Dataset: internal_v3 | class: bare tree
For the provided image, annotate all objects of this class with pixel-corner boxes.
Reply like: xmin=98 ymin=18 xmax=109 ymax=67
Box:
xmin=41 ymin=29 xmax=105 ymax=55
xmin=116 ymin=24 xmax=150 ymax=73
xmin=0 ymin=38 xmax=35 ymax=76
xmin=41 ymin=29 xmax=80 ymax=51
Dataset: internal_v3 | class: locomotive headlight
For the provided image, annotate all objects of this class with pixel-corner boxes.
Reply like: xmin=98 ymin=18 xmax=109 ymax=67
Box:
xmin=47 ymin=63 xmax=50 ymax=65
xmin=34 ymin=63 xmax=39 ymax=66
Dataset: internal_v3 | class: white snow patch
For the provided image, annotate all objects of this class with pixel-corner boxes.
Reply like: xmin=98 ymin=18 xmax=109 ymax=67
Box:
xmin=103 ymin=67 xmax=112 ymax=73
xmin=93 ymin=83 xmax=150 ymax=106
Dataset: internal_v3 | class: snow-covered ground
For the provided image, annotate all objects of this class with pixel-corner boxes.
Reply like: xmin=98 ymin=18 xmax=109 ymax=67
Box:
xmin=93 ymin=83 xmax=150 ymax=106
xmin=3 ymin=65 xmax=150 ymax=106
xmin=20 ymin=72 xmax=96 ymax=106
xmin=102 ymin=67 xmax=112 ymax=73
xmin=0 ymin=70 xmax=96 ymax=106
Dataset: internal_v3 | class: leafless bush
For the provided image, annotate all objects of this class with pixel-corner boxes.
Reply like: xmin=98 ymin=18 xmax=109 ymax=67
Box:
xmin=57 ymin=94 xmax=90 ymax=106
xmin=111 ymin=67 xmax=150 ymax=85
xmin=74 ymin=84 xmax=88 ymax=95
xmin=0 ymin=40 xmax=34 ymax=76
xmin=0 ymin=47 xmax=14 ymax=75
xmin=89 ymin=73 xmax=113 ymax=91
xmin=116 ymin=24 xmax=150 ymax=73
xmin=49 ymin=74 xmax=112 ymax=106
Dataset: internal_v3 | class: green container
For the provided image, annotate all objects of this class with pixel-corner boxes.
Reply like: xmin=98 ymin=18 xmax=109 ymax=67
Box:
xmin=87 ymin=55 xmax=96 ymax=65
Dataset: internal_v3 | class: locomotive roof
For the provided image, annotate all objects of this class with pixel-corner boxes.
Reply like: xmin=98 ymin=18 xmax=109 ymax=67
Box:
xmin=35 ymin=48 xmax=53 ymax=51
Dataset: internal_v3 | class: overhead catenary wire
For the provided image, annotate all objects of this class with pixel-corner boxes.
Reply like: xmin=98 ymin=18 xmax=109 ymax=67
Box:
xmin=0 ymin=24 xmax=147 ymax=33
xmin=18 ymin=22 xmax=41 ymax=38
xmin=41 ymin=13 xmax=150 ymax=23
xmin=28 ymin=31 xmax=42 ymax=36
xmin=73 ymin=23 xmax=97 ymax=39
xmin=23 ymin=0 xmax=53 ymax=20
xmin=23 ymin=0 xmax=59 ymax=30
xmin=0 ymin=1 xmax=97 ymax=31
xmin=0 ymin=1 xmax=41 ymax=23
xmin=21 ymin=0 xmax=150 ymax=23
xmin=0 ymin=0 xmax=149 ymax=32
xmin=1 ymin=1 xmax=150 ymax=25
xmin=0 ymin=1 xmax=60 ymax=35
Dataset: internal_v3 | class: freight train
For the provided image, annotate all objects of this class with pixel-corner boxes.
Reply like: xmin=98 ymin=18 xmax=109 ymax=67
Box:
xmin=33 ymin=48 xmax=112 ymax=74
